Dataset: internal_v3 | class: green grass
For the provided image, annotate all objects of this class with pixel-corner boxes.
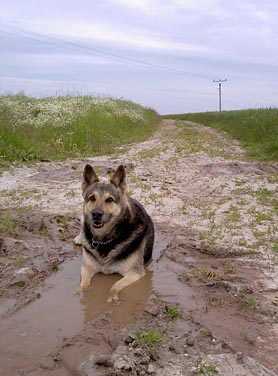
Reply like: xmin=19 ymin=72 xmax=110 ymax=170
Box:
xmin=192 ymin=267 xmax=222 ymax=282
xmin=52 ymin=263 xmax=59 ymax=272
xmin=200 ymin=329 xmax=211 ymax=337
xmin=171 ymin=123 xmax=234 ymax=159
xmin=0 ymin=211 xmax=19 ymax=236
xmin=198 ymin=360 xmax=219 ymax=375
xmin=240 ymin=297 xmax=258 ymax=310
xmin=129 ymin=329 xmax=164 ymax=346
xmin=13 ymin=256 xmax=26 ymax=268
xmin=272 ymin=241 xmax=278 ymax=253
xmin=163 ymin=306 xmax=180 ymax=318
xmin=166 ymin=108 xmax=278 ymax=161
xmin=0 ymin=94 xmax=160 ymax=166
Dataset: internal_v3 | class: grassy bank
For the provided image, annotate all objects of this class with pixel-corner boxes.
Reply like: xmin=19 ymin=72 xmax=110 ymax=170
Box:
xmin=0 ymin=94 xmax=160 ymax=165
xmin=166 ymin=108 xmax=278 ymax=161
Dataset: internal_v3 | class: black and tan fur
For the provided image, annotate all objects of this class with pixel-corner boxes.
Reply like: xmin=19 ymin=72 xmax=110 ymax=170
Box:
xmin=76 ymin=164 xmax=154 ymax=303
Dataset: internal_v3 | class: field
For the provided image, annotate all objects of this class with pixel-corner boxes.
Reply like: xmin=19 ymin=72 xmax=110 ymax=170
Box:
xmin=166 ymin=108 xmax=278 ymax=161
xmin=0 ymin=94 xmax=160 ymax=166
xmin=1 ymin=101 xmax=278 ymax=375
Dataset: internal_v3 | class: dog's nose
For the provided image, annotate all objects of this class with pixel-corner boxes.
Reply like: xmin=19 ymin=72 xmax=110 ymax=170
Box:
xmin=92 ymin=208 xmax=104 ymax=219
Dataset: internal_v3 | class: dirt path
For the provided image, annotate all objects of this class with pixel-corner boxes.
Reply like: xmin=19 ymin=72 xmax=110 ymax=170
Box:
xmin=0 ymin=119 xmax=278 ymax=375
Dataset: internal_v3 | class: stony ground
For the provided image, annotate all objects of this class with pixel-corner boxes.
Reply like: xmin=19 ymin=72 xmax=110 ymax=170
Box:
xmin=0 ymin=119 xmax=278 ymax=375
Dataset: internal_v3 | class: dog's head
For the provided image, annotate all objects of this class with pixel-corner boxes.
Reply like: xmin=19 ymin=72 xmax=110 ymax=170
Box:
xmin=81 ymin=164 xmax=128 ymax=234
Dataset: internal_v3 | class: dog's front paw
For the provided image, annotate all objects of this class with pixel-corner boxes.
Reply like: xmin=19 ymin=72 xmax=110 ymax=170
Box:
xmin=107 ymin=294 xmax=121 ymax=305
xmin=74 ymin=287 xmax=82 ymax=297
xmin=74 ymin=234 xmax=82 ymax=245
xmin=80 ymin=281 xmax=91 ymax=290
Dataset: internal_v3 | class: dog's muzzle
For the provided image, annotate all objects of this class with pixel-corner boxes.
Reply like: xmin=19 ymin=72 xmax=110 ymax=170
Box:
xmin=91 ymin=208 xmax=105 ymax=228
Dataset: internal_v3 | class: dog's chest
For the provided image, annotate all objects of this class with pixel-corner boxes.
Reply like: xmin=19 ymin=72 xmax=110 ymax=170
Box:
xmin=83 ymin=247 xmax=123 ymax=274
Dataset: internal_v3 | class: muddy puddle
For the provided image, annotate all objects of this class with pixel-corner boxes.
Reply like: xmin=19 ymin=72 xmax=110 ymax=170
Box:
xmin=0 ymin=235 xmax=197 ymax=375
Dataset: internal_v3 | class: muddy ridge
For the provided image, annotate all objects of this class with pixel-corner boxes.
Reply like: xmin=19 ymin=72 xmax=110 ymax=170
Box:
xmin=0 ymin=119 xmax=278 ymax=376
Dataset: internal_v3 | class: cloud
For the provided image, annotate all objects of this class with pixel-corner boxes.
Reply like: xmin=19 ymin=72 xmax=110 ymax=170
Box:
xmin=1 ymin=0 xmax=277 ymax=113
xmin=113 ymin=0 xmax=231 ymax=18
xmin=112 ymin=0 xmax=154 ymax=12
xmin=13 ymin=18 xmax=213 ymax=56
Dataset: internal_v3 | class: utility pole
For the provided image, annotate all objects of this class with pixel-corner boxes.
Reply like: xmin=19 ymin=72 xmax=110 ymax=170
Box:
xmin=213 ymin=79 xmax=227 ymax=112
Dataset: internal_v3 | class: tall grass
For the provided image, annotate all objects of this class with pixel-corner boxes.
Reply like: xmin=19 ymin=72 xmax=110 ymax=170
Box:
xmin=166 ymin=108 xmax=278 ymax=161
xmin=0 ymin=94 xmax=160 ymax=165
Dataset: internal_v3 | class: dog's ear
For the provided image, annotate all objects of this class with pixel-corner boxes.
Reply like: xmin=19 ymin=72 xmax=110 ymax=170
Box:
xmin=82 ymin=164 xmax=99 ymax=194
xmin=110 ymin=165 xmax=126 ymax=191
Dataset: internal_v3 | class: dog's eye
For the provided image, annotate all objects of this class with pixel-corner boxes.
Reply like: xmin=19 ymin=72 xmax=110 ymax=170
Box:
xmin=105 ymin=197 xmax=114 ymax=203
xmin=89 ymin=195 xmax=96 ymax=202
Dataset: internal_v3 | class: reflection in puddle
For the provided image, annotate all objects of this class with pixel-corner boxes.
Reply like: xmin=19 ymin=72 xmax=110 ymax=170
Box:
xmin=0 ymin=237 xmax=192 ymax=374
xmin=79 ymin=269 xmax=153 ymax=324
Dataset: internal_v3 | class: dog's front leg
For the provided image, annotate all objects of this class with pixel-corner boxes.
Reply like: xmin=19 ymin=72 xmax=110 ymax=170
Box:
xmin=80 ymin=263 xmax=97 ymax=290
xmin=74 ymin=232 xmax=82 ymax=245
xmin=107 ymin=270 xmax=144 ymax=303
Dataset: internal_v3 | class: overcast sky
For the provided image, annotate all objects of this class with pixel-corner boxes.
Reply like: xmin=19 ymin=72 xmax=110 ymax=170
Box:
xmin=0 ymin=0 xmax=277 ymax=114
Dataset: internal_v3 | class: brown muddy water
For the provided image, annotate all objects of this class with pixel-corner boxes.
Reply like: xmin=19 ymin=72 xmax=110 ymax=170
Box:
xmin=0 ymin=238 xmax=197 ymax=375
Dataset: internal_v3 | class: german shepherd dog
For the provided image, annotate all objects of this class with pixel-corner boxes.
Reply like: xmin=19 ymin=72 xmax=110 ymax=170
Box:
xmin=76 ymin=164 xmax=154 ymax=303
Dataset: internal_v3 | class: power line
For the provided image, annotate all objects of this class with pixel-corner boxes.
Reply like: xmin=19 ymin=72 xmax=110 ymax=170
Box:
xmin=0 ymin=21 xmax=213 ymax=79
xmin=0 ymin=29 xmax=101 ymax=58
xmin=229 ymin=82 xmax=276 ymax=104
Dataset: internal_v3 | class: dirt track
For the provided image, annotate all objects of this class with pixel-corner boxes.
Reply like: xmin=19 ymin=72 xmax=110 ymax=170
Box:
xmin=0 ymin=119 xmax=278 ymax=375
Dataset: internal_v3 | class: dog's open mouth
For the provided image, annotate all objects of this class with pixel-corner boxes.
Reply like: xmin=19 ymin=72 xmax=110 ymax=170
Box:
xmin=92 ymin=220 xmax=104 ymax=229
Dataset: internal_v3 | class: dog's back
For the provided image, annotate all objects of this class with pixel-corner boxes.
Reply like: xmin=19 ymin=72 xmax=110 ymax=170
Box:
xmin=129 ymin=198 xmax=154 ymax=263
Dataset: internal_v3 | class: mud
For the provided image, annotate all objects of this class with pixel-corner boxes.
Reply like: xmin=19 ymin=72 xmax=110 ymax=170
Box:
xmin=0 ymin=119 xmax=278 ymax=375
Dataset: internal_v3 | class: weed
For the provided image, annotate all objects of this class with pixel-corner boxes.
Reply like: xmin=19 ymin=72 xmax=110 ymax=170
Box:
xmin=13 ymin=256 xmax=26 ymax=268
xmin=240 ymin=297 xmax=257 ymax=310
xmin=252 ymin=229 xmax=267 ymax=240
xmin=238 ymin=238 xmax=248 ymax=247
xmin=209 ymin=221 xmax=222 ymax=235
xmin=207 ymin=296 xmax=223 ymax=306
xmin=235 ymin=178 xmax=248 ymax=186
xmin=137 ymin=148 xmax=160 ymax=159
xmin=223 ymin=263 xmax=234 ymax=274
xmin=236 ymin=198 xmax=249 ymax=206
xmin=200 ymin=329 xmax=211 ymax=337
xmin=249 ymin=208 xmax=273 ymax=225
xmin=56 ymin=215 xmax=71 ymax=226
xmin=1 ymin=189 xmax=45 ymax=204
xmin=224 ymin=205 xmax=241 ymax=222
xmin=148 ymin=191 xmax=162 ymax=203
xmin=233 ymin=187 xmax=254 ymax=196
xmin=163 ymin=306 xmax=180 ymax=318
xmin=241 ymin=329 xmax=257 ymax=345
xmin=179 ymin=204 xmax=188 ymax=215
xmin=267 ymin=173 xmax=278 ymax=184
xmin=272 ymin=241 xmax=278 ymax=253
xmin=65 ymin=189 xmax=76 ymax=197
xmin=129 ymin=175 xmax=140 ymax=184
xmin=216 ymin=197 xmax=229 ymax=205
xmin=198 ymin=360 xmax=219 ymax=375
xmin=19 ymin=188 xmax=40 ymax=198
xmin=199 ymin=232 xmax=219 ymax=248
xmin=0 ymin=212 xmax=19 ymax=235
xmin=142 ymin=183 xmax=152 ymax=191
xmin=52 ymin=263 xmax=59 ymax=272
xmin=255 ymin=187 xmax=273 ymax=205
xmin=203 ymin=210 xmax=215 ymax=220
xmin=129 ymin=329 xmax=164 ymax=346
xmin=193 ymin=268 xmax=222 ymax=282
